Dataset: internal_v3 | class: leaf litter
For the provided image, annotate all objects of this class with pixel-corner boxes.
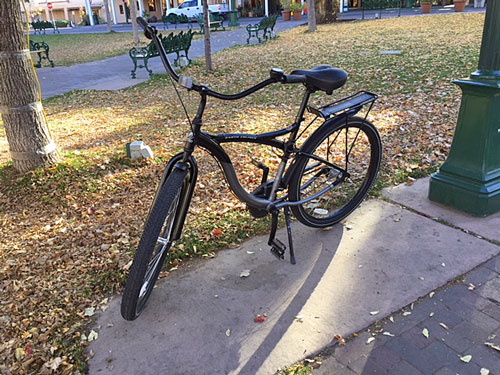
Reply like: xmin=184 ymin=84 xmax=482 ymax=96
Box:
xmin=0 ymin=12 xmax=486 ymax=375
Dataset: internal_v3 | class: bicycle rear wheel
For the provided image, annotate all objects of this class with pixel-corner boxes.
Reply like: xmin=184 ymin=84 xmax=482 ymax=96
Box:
xmin=121 ymin=168 xmax=189 ymax=320
xmin=289 ymin=117 xmax=381 ymax=228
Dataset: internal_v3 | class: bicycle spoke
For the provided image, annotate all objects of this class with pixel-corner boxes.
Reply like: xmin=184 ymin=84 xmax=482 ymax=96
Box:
xmin=347 ymin=128 xmax=362 ymax=161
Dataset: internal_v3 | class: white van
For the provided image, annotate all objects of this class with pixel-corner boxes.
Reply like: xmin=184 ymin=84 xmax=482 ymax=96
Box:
xmin=166 ymin=0 xmax=229 ymax=19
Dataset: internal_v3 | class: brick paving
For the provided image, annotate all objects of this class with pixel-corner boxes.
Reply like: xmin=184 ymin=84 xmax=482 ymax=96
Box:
xmin=314 ymin=260 xmax=500 ymax=375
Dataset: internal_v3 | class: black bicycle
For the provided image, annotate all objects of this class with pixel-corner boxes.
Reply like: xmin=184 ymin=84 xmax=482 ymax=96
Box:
xmin=121 ymin=18 xmax=382 ymax=320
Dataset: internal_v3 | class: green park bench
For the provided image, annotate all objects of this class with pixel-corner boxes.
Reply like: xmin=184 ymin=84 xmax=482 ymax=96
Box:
xmin=31 ymin=20 xmax=60 ymax=34
xmin=30 ymin=40 xmax=55 ymax=68
xmin=162 ymin=13 xmax=193 ymax=30
xmin=246 ymin=14 xmax=278 ymax=44
xmin=194 ymin=12 xmax=225 ymax=34
xmin=362 ymin=0 xmax=402 ymax=19
xmin=129 ymin=30 xmax=194 ymax=78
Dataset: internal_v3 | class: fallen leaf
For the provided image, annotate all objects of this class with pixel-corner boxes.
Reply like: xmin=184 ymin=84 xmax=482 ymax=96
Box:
xmin=439 ymin=323 xmax=449 ymax=330
xmin=383 ymin=332 xmax=395 ymax=337
xmin=15 ymin=348 xmax=25 ymax=361
xmin=429 ymin=292 xmax=435 ymax=298
xmin=88 ymin=330 xmax=99 ymax=342
xmin=295 ymin=315 xmax=304 ymax=323
xmin=422 ymin=328 xmax=429 ymax=338
xmin=44 ymin=357 xmax=62 ymax=371
xmin=246 ymin=251 xmax=255 ymax=254
xmin=225 ymin=328 xmax=231 ymax=337
xmin=334 ymin=334 xmax=346 ymax=346
xmin=254 ymin=315 xmax=267 ymax=323
xmin=239 ymin=270 xmax=250 ymax=278
xmin=402 ymin=312 xmax=412 ymax=317
xmin=468 ymin=283 xmax=476 ymax=291
xmin=460 ymin=354 xmax=472 ymax=363
xmin=366 ymin=337 xmax=375 ymax=344
xmin=84 ymin=307 xmax=95 ymax=317
xmin=212 ymin=228 xmax=222 ymax=237
xmin=480 ymin=369 xmax=490 ymax=375
xmin=429 ymin=312 xmax=435 ymax=317
xmin=389 ymin=316 xmax=394 ymax=323
xmin=370 ymin=311 xmax=379 ymax=316
xmin=485 ymin=342 xmax=500 ymax=352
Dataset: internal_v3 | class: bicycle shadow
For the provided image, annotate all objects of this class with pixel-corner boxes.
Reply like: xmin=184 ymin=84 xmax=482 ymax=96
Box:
xmin=88 ymin=222 xmax=345 ymax=375
xmin=230 ymin=224 xmax=344 ymax=375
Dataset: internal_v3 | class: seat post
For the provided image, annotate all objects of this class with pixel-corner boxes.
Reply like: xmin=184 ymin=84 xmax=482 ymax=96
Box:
xmin=295 ymin=89 xmax=311 ymax=125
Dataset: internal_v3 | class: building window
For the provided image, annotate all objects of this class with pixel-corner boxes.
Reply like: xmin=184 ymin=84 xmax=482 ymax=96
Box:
xmin=149 ymin=0 xmax=156 ymax=11
xmin=119 ymin=4 xmax=124 ymax=13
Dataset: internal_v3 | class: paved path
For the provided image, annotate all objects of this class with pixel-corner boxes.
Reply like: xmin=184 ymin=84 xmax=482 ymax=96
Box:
xmin=36 ymin=18 xmax=307 ymax=99
xmin=87 ymin=178 xmax=500 ymax=375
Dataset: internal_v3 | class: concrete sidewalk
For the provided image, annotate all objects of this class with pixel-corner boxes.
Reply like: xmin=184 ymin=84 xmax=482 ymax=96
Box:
xmin=87 ymin=178 xmax=500 ymax=375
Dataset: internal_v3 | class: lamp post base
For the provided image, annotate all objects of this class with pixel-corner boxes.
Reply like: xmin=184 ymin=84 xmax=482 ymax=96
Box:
xmin=429 ymin=78 xmax=500 ymax=216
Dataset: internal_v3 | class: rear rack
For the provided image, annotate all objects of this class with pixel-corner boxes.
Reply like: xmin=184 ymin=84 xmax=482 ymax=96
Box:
xmin=307 ymin=91 xmax=378 ymax=119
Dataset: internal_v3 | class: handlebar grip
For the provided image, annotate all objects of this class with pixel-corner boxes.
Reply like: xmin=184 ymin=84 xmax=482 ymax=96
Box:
xmin=285 ymin=74 xmax=306 ymax=84
xmin=136 ymin=17 xmax=153 ymax=39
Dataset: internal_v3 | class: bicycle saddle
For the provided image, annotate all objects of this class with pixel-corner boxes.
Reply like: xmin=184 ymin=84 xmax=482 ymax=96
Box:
xmin=291 ymin=65 xmax=348 ymax=95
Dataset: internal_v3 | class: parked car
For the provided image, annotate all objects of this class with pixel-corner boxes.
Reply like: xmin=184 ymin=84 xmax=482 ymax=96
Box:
xmin=166 ymin=0 xmax=229 ymax=19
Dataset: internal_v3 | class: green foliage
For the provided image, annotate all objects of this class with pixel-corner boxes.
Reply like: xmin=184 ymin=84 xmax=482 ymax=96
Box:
xmin=280 ymin=0 xmax=292 ymax=10
xmin=290 ymin=2 xmax=305 ymax=11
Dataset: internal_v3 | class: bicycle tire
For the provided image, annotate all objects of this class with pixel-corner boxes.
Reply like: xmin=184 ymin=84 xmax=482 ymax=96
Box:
xmin=121 ymin=168 xmax=189 ymax=320
xmin=289 ymin=117 xmax=381 ymax=228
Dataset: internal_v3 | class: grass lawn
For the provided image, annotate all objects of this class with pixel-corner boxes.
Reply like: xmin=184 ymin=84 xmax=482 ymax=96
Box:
xmin=29 ymin=29 xmax=203 ymax=66
xmin=0 ymin=13 xmax=484 ymax=375
xmin=30 ymin=32 xmax=139 ymax=66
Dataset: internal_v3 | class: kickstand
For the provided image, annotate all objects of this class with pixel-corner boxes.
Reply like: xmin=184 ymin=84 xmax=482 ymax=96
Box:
xmin=284 ymin=206 xmax=296 ymax=265
xmin=267 ymin=208 xmax=296 ymax=265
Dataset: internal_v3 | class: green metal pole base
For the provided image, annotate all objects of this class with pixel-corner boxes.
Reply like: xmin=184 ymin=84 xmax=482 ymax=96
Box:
xmin=429 ymin=78 xmax=500 ymax=216
xmin=429 ymin=172 xmax=500 ymax=216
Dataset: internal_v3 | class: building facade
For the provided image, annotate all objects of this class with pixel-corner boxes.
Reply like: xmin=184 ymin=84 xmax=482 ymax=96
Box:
xmin=23 ymin=0 xmax=230 ymax=25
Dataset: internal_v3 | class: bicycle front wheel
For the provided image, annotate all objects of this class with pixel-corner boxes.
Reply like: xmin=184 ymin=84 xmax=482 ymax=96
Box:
xmin=289 ymin=117 xmax=382 ymax=228
xmin=121 ymin=168 xmax=189 ymax=320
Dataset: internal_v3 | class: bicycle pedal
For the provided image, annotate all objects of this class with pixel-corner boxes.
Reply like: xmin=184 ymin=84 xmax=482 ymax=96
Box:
xmin=270 ymin=239 xmax=286 ymax=260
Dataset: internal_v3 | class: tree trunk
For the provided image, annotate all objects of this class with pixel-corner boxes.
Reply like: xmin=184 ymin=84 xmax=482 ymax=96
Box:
xmin=203 ymin=0 xmax=213 ymax=71
xmin=315 ymin=0 xmax=338 ymax=24
xmin=130 ymin=0 xmax=140 ymax=44
xmin=103 ymin=0 xmax=113 ymax=33
xmin=308 ymin=0 xmax=317 ymax=31
xmin=0 ymin=0 xmax=59 ymax=174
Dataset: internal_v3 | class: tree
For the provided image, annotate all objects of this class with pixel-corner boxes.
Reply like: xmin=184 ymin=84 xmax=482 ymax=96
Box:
xmin=202 ymin=0 xmax=214 ymax=71
xmin=0 ymin=0 xmax=59 ymax=173
xmin=308 ymin=0 xmax=317 ymax=32
xmin=129 ymin=0 xmax=140 ymax=44
xmin=315 ymin=0 xmax=338 ymax=24
xmin=103 ymin=0 xmax=113 ymax=33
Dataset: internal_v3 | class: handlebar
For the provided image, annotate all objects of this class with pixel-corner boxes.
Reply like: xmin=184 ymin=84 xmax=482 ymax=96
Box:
xmin=135 ymin=17 xmax=306 ymax=100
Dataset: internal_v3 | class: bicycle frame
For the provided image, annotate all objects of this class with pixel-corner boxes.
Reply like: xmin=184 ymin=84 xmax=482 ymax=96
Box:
xmin=137 ymin=17 xmax=378 ymax=262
